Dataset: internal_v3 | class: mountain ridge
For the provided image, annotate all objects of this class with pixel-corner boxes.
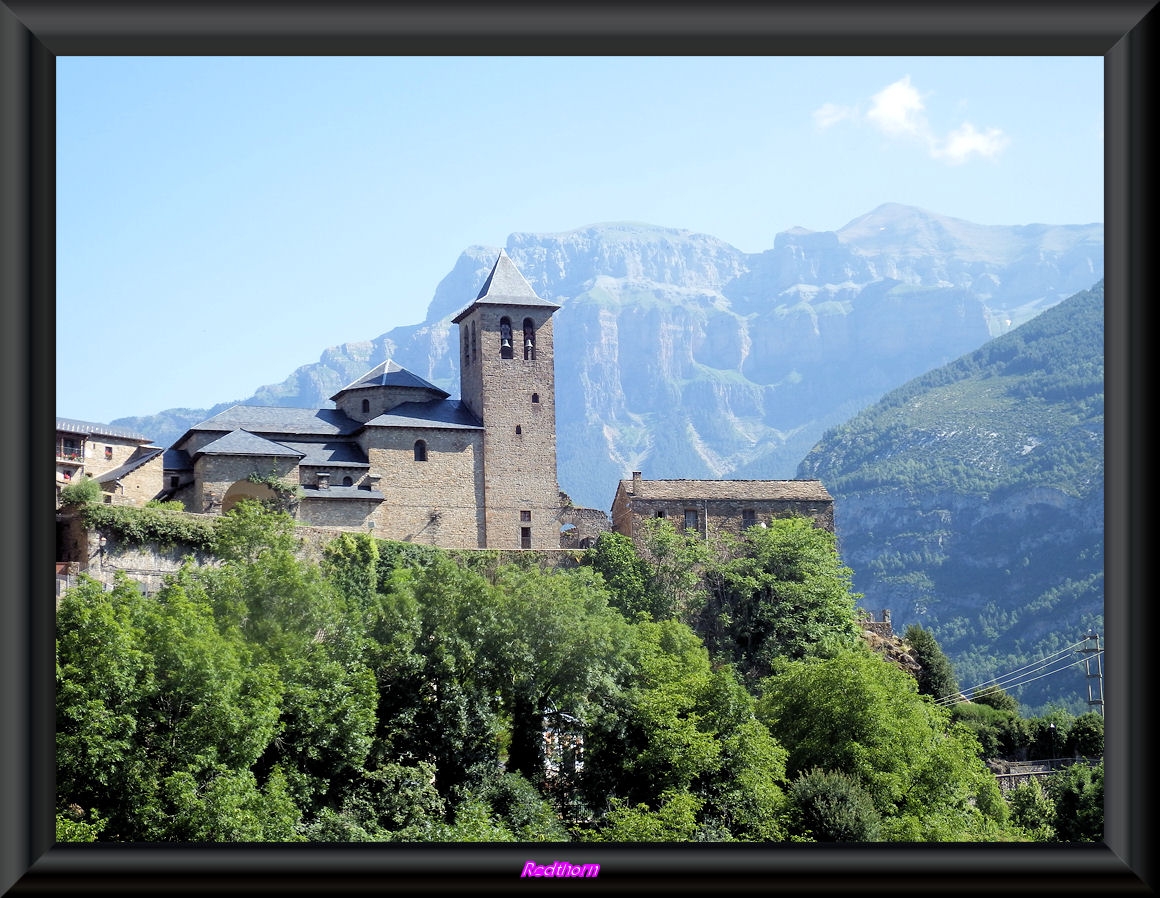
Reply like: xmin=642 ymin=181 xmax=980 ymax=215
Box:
xmin=109 ymin=205 xmax=1103 ymax=512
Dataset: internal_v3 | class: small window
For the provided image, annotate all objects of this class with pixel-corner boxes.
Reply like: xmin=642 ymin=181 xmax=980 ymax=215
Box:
xmin=520 ymin=510 xmax=532 ymax=522
xmin=742 ymin=509 xmax=756 ymax=529
xmin=170 ymin=475 xmax=179 ymax=488
xmin=104 ymin=446 xmax=113 ymax=460
xmin=684 ymin=509 xmax=699 ymax=532
xmin=531 ymin=393 xmax=540 ymax=404
xmin=343 ymin=476 xmax=353 ymax=487
xmin=515 ymin=425 xmax=522 ymax=435
xmin=520 ymin=526 xmax=532 ymax=549
xmin=471 ymin=322 xmax=477 ymax=362
xmin=414 ymin=440 xmax=428 ymax=462
xmin=361 ymin=398 xmax=370 ymax=414
xmin=654 ymin=510 xmax=665 ymax=519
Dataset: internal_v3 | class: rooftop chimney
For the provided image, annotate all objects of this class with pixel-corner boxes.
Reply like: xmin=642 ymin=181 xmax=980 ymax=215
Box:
xmin=632 ymin=471 xmax=642 ymax=493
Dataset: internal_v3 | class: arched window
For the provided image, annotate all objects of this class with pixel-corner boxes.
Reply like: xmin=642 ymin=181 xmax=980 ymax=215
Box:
xmin=499 ymin=316 xmax=514 ymax=359
xmin=343 ymin=476 xmax=353 ymax=487
xmin=414 ymin=440 xmax=428 ymax=462
xmin=361 ymin=398 xmax=370 ymax=414
xmin=523 ymin=318 xmax=536 ymax=360
xmin=463 ymin=329 xmax=470 ymax=363
xmin=471 ymin=321 xmax=477 ymax=362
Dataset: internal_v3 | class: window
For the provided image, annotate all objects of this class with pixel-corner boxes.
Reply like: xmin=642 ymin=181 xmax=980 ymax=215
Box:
xmin=500 ymin=316 xmax=514 ymax=359
xmin=361 ymin=398 xmax=370 ymax=414
xmin=414 ymin=440 xmax=428 ymax=462
xmin=531 ymin=393 xmax=540 ymax=404
xmin=471 ymin=321 xmax=477 ymax=362
xmin=463 ymin=330 xmax=470 ymax=363
xmin=170 ymin=475 xmax=179 ymax=488
xmin=742 ymin=509 xmax=756 ymax=529
xmin=105 ymin=446 xmax=113 ymax=460
xmin=515 ymin=425 xmax=522 ymax=435
xmin=520 ymin=510 xmax=532 ymax=522
xmin=520 ymin=526 xmax=532 ymax=549
xmin=523 ymin=318 xmax=536 ymax=360
xmin=684 ymin=509 xmax=699 ymax=532
xmin=343 ymin=476 xmax=353 ymax=487
xmin=654 ymin=510 xmax=665 ymax=519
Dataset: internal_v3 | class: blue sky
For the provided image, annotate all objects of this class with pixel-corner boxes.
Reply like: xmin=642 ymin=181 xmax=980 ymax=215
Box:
xmin=56 ymin=56 xmax=1103 ymax=426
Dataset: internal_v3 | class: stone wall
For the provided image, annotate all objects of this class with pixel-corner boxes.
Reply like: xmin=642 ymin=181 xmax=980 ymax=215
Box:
xmin=192 ymin=454 xmax=301 ymax=514
xmin=613 ymin=496 xmax=835 ymax=543
xmin=559 ymin=504 xmax=611 ymax=549
xmin=362 ymin=426 xmax=485 ymax=547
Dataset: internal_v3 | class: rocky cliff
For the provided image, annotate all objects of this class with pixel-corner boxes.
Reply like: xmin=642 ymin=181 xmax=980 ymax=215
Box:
xmin=115 ymin=205 xmax=1103 ymax=512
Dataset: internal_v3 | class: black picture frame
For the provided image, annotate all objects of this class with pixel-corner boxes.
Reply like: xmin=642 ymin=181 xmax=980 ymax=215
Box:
xmin=3 ymin=2 xmax=1153 ymax=893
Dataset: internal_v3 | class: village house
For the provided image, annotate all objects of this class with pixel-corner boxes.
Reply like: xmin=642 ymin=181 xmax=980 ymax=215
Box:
xmin=610 ymin=471 xmax=835 ymax=541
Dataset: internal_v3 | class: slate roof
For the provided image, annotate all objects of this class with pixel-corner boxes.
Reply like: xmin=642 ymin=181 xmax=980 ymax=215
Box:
xmin=619 ymin=479 xmax=834 ymax=502
xmin=331 ymin=359 xmax=449 ymax=400
xmin=188 ymin=405 xmax=361 ymax=437
xmin=277 ymin=441 xmax=370 ymax=468
xmin=163 ymin=448 xmax=193 ymax=471
xmin=194 ymin=429 xmax=306 ymax=459
xmin=299 ymin=485 xmax=385 ymax=501
xmin=366 ymin=399 xmax=483 ymax=431
xmin=94 ymin=447 xmax=165 ymax=484
xmin=451 ymin=250 xmax=561 ymax=323
xmin=56 ymin=417 xmax=150 ymax=443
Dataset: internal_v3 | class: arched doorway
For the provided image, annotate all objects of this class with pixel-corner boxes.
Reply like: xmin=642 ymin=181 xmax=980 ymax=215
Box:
xmin=222 ymin=479 xmax=278 ymax=513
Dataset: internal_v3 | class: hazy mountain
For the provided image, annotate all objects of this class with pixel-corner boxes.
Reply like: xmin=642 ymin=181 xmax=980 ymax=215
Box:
xmin=798 ymin=283 xmax=1104 ymax=714
xmin=113 ymin=204 xmax=1103 ymax=512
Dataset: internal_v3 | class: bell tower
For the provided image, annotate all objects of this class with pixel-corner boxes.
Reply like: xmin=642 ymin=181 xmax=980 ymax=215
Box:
xmin=452 ymin=250 xmax=562 ymax=549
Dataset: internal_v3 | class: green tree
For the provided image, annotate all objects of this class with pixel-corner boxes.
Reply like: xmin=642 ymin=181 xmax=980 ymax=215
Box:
xmin=1046 ymin=761 xmax=1103 ymax=842
xmin=582 ymin=619 xmax=787 ymax=841
xmin=972 ymin=685 xmax=1021 ymax=714
xmin=365 ymin=556 xmax=507 ymax=798
xmin=1006 ymin=777 xmax=1056 ymax=841
xmin=636 ymin=517 xmax=713 ymax=623
xmin=702 ymin=518 xmax=861 ymax=679
xmin=494 ymin=566 xmax=632 ymax=787
xmin=584 ymin=790 xmax=705 ymax=842
xmin=1065 ymin=712 xmax=1104 ymax=758
xmin=56 ymin=571 xmax=292 ymax=841
xmin=757 ymin=646 xmax=1012 ymax=841
xmin=903 ymin=624 xmax=959 ymax=701
xmin=583 ymin=531 xmax=655 ymax=619
xmin=787 ymin=768 xmax=882 ymax=842
xmin=59 ymin=475 xmax=103 ymax=507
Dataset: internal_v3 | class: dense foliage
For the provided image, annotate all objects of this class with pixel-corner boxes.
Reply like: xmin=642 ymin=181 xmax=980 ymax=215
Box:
xmin=797 ymin=282 xmax=1105 ymax=714
xmin=57 ymin=502 xmax=1090 ymax=843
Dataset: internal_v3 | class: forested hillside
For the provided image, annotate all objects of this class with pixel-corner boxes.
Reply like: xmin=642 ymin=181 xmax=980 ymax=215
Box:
xmin=799 ymin=282 xmax=1104 ymax=713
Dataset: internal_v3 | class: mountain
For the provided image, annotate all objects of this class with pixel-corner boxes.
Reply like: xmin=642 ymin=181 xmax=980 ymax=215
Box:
xmin=797 ymin=282 xmax=1104 ymax=714
xmin=112 ymin=204 xmax=1103 ymax=511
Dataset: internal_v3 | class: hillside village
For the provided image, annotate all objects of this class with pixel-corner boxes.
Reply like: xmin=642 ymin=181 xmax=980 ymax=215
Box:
xmin=56 ymin=251 xmax=837 ymax=573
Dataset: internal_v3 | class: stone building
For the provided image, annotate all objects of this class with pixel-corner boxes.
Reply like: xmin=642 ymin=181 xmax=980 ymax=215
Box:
xmin=55 ymin=417 xmax=163 ymax=506
xmin=163 ymin=251 xmax=565 ymax=549
xmin=610 ymin=472 xmax=834 ymax=542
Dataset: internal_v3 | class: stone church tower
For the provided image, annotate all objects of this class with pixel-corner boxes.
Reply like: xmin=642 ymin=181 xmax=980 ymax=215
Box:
xmin=452 ymin=251 xmax=562 ymax=549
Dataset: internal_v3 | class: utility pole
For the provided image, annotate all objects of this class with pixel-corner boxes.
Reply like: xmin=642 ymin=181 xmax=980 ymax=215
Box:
xmin=1078 ymin=630 xmax=1104 ymax=717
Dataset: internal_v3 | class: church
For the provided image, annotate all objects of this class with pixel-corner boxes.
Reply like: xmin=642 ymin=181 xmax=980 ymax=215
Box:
xmin=162 ymin=251 xmax=564 ymax=550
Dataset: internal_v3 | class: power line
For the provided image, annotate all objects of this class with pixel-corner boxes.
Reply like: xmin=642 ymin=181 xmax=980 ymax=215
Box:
xmin=933 ymin=638 xmax=1097 ymax=708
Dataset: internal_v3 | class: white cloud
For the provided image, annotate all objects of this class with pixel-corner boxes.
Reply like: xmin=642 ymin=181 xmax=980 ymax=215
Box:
xmin=817 ymin=75 xmax=1010 ymax=165
xmin=812 ymin=102 xmax=855 ymax=129
xmin=932 ymin=122 xmax=1010 ymax=164
xmin=867 ymin=76 xmax=929 ymax=138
